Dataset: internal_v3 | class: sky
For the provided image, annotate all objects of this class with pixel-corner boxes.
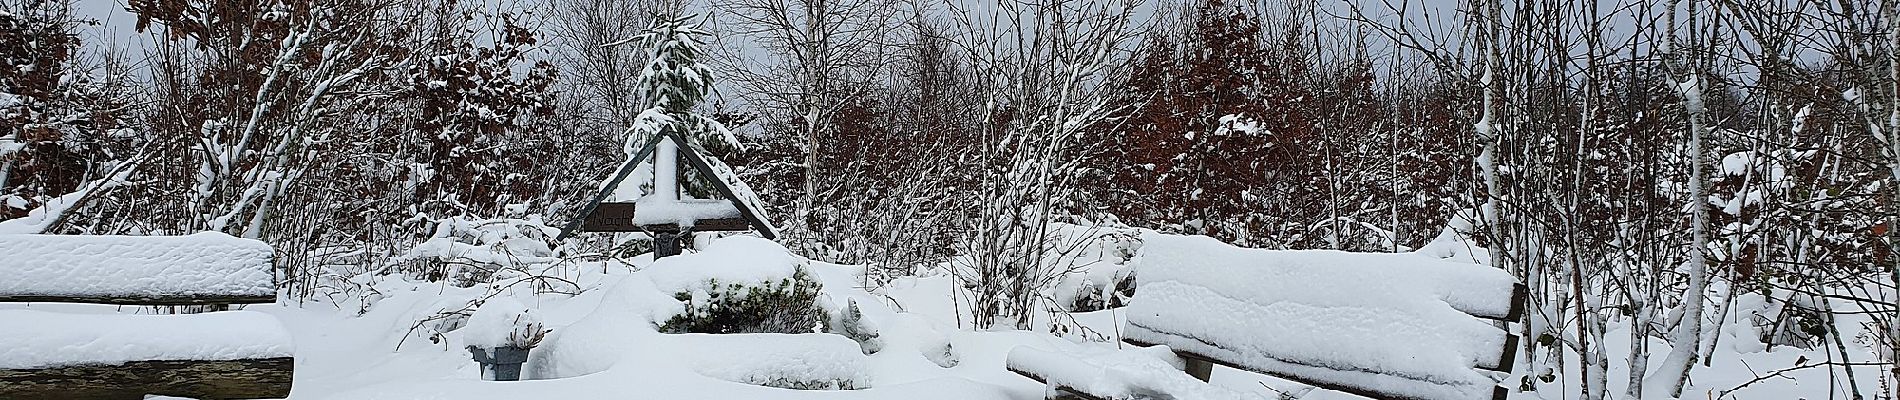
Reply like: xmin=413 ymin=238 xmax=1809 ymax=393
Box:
xmin=65 ymin=0 xmax=1833 ymax=101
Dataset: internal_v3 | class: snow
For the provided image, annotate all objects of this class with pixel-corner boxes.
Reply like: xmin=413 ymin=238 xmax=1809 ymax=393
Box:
xmin=397 ymin=216 xmax=559 ymax=268
xmin=0 ymin=137 xmax=20 ymax=160
xmin=1137 ymin=232 xmax=1518 ymax=320
xmin=1007 ymin=344 xmax=1253 ymax=400
xmin=692 ymin=144 xmax=781 ymax=237
xmin=1121 ymin=232 xmax=1516 ymax=400
xmin=1214 ymin=114 xmax=1266 ymax=136
xmin=0 ymin=309 xmax=292 ymax=369
xmin=671 ymin=333 xmax=872 ymax=389
xmin=634 ymin=197 xmax=743 ymax=227
xmin=1 ymin=224 xmax=1877 ymax=400
xmin=641 ymin=235 xmax=801 ymax=299
xmin=462 ymin=296 xmax=546 ymax=349
xmin=0 ymin=164 xmax=139 ymax=235
xmin=0 ymin=232 xmax=277 ymax=300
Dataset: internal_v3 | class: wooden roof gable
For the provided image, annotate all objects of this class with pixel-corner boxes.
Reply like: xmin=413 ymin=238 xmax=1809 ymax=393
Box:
xmin=558 ymin=130 xmax=777 ymax=240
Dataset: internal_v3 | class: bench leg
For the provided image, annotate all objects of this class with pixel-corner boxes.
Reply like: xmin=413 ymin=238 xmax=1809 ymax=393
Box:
xmin=1184 ymin=357 xmax=1213 ymax=382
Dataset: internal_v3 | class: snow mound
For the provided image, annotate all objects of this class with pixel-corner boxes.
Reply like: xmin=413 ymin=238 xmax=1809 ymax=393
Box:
xmin=463 ymin=296 xmax=546 ymax=349
xmin=1122 ymin=232 xmax=1514 ymax=400
xmin=0 ymin=309 xmax=293 ymax=369
xmin=0 ymin=232 xmax=277 ymax=300
xmin=675 ymin=333 xmax=872 ymax=389
xmin=1008 ymin=344 xmax=1251 ymax=400
xmin=643 ymin=235 xmax=802 ymax=301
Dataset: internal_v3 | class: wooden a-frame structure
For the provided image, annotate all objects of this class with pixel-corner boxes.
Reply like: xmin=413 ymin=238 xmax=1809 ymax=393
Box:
xmin=558 ymin=130 xmax=777 ymax=256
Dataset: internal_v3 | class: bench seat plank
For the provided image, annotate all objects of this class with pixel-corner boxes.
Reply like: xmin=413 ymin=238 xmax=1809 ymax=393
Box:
xmin=0 ymin=232 xmax=277 ymax=304
xmin=0 ymin=310 xmax=293 ymax=371
xmin=1006 ymin=344 xmax=1249 ymax=400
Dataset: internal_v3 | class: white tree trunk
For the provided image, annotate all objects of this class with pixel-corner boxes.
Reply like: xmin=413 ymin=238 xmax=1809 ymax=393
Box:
xmin=1886 ymin=1 xmax=1900 ymax=375
xmin=1646 ymin=73 xmax=1711 ymax=399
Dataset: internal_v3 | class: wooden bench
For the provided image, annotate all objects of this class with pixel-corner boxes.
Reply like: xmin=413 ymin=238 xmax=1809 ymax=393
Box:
xmin=0 ymin=232 xmax=295 ymax=400
xmin=1010 ymin=233 xmax=1524 ymax=400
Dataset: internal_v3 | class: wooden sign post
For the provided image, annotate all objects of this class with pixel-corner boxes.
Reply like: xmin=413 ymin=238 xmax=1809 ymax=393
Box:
xmin=559 ymin=130 xmax=777 ymax=259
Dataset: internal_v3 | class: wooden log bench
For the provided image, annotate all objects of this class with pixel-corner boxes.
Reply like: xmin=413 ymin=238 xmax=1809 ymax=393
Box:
xmin=0 ymin=232 xmax=295 ymax=400
xmin=1009 ymin=233 xmax=1525 ymax=400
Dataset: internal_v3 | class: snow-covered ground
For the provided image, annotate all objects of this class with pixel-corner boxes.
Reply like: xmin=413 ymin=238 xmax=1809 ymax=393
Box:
xmin=0 ymin=230 xmax=1889 ymax=400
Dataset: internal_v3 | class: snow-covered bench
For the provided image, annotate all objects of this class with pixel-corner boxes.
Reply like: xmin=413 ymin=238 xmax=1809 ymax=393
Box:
xmin=1009 ymin=233 xmax=1524 ymax=400
xmin=0 ymin=233 xmax=295 ymax=399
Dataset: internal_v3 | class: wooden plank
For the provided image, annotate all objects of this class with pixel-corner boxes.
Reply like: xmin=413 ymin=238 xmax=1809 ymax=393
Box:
xmin=579 ymin=202 xmax=756 ymax=232
xmin=557 ymin=131 xmax=667 ymax=240
xmin=1123 ymin=337 xmax=1506 ymax=400
xmin=1007 ymin=363 xmax=1112 ymax=400
xmin=1476 ymin=334 xmax=1519 ymax=373
xmin=1501 ymin=283 xmax=1529 ymax=322
xmin=0 ymin=295 xmax=273 ymax=306
xmin=579 ymin=202 xmax=644 ymax=232
xmin=0 ymin=357 xmax=293 ymax=400
xmin=668 ymin=131 xmax=777 ymax=239
xmin=1183 ymin=357 xmax=1214 ymax=382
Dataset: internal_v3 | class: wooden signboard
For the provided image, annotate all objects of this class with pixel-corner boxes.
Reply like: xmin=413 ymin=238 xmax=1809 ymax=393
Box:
xmin=579 ymin=202 xmax=754 ymax=233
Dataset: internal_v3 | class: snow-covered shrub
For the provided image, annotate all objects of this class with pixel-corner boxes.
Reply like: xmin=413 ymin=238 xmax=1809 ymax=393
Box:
xmin=825 ymin=299 xmax=882 ymax=354
xmin=464 ymin=296 xmax=549 ymax=349
xmin=1049 ymin=227 xmax=1141 ymax=313
xmin=643 ymin=236 xmax=830 ymax=334
xmin=659 ymin=268 xmax=825 ymax=334
xmin=921 ymin=340 xmax=959 ymax=368
xmin=1757 ymin=293 xmax=1827 ymax=350
xmin=394 ymin=213 xmax=560 ymax=287
xmin=1064 ymin=268 xmax=1137 ymax=313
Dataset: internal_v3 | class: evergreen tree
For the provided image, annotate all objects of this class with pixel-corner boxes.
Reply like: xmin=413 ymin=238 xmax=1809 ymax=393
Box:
xmin=624 ymin=14 xmax=739 ymax=153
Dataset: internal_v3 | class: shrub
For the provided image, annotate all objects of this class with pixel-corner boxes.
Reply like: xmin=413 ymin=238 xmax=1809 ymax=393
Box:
xmin=659 ymin=268 xmax=827 ymax=334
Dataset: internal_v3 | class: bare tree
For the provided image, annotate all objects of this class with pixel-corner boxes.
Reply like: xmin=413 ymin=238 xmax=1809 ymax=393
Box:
xmin=939 ymin=0 xmax=1142 ymax=329
xmin=710 ymin=0 xmax=899 ymax=251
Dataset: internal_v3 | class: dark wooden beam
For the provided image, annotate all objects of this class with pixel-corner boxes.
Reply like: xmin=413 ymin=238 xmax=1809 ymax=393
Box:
xmin=0 ymin=357 xmax=293 ymax=400
xmin=668 ymin=131 xmax=777 ymax=239
xmin=0 ymin=295 xmax=274 ymax=306
xmin=1477 ymin=334 xmax=1519 ymax=373
xmin=558 ymin=132 xmax=667 ymax=240
xmin=1502 ymin=283 xmax=1529 ymax=322
xmin=579 ymin=202 xmax=756 ymax=232
xmin=1123 ymin=336 xmax=1503 ymax=400
xmin=1006 ymin=364 xmax=1111 ymax=400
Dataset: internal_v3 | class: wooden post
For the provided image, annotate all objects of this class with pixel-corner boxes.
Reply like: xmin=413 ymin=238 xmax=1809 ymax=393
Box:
xmin=655 ymin=232 xmax=682 ymax=259
xmin=1184 ymin=357 xmax=1214 ymax=382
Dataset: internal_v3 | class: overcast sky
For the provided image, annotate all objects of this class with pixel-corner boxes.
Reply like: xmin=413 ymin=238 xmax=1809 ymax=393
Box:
xmin=67 ymin=0 xmax=1824 ymax=97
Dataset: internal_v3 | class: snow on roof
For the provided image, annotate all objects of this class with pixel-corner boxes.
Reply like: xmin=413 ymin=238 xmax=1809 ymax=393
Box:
xmin=685 ymin=143 xmax=779 ymax=238
xmin=577 ymin=133 xmax=777 ymax=239
xmin=0 ymin=232 xmax=277 ymax=301
xmin=0 ymin=309 xmax=292 ymax=369
xmin=1122 ymin=232 xmax=1515 ymax=400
